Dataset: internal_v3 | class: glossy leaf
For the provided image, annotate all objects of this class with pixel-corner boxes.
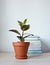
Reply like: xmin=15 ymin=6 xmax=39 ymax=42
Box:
xmin=9 ymin=29 xmax=21 ymax=35
xmin=23 ymin=19 xmax=27 ymax=24
xmin=24 ymin=34 xmax=34 ymax=38
xmin=21 ymin=25 xmax=30 ymax=31
xmin=17 ymin=20 xmax=23 ymax=27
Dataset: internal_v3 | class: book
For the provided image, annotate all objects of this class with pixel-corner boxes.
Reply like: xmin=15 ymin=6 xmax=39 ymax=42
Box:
xmin=28 ymin=50 xmax=42 ymax=54
xmin=25 ymin=35 xmax=42 ymax=54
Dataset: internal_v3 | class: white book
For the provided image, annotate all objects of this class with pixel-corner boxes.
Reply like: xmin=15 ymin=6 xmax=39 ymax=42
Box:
xmin=25 ymin=35 xmax=42 ymax=54
xmin=29 ymin=47 xmax=41 ymax=50
xmin=25 ymin=35 xmax=42 ymax=51
xmin=25 ymin=40 xmax=41 ymax=47
xmin=25 ymin=40 xmax=41 ymax=51
xmin=30 ymin=41 xmax=41 ymax=47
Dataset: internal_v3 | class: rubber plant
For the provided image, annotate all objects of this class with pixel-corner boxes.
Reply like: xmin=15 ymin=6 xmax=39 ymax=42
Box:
xmin=9 ymin=19 xmax=33 ymax=41
xmin=9 ymin=19 xmax=33 ymax=59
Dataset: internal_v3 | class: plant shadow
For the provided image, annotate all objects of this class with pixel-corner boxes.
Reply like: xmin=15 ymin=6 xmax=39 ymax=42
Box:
xmin=41 ymin=39 xmax=50 ymax=52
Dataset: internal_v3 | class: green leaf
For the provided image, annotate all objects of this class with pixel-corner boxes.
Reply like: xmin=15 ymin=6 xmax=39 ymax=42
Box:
xmin=23 ymin=19 xmax=27 ymax=24
xmin=17 ymin=36 xmax=24 ymax=42
xmin=9 ymin=29 xmax=21 ymax=35
xmin=24 ymin=34 xmax=34 ymax=38
xmin=17 ymin=20 xmax=23 ymax=27
xmin=21 ymin=25 xmax=30 ymax=31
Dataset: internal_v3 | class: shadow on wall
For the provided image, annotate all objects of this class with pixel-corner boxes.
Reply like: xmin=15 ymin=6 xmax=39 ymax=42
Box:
xmin=41 ymin=39 xmax=50 ymax=53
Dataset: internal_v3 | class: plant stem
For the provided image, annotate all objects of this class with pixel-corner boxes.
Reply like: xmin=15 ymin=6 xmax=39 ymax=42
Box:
xmin=22 ymin=31 xmax=24 ymax=37
xmin=21 ymin=31 xmax=24 ymax=42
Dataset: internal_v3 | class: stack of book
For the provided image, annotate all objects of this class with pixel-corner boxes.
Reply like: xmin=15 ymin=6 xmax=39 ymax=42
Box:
xmin=25 ymin=35 xmax=42 ymax=54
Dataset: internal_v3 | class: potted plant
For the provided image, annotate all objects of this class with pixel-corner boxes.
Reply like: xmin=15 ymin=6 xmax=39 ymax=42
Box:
xmin=9 ymin=19 xmax=33 ymax=59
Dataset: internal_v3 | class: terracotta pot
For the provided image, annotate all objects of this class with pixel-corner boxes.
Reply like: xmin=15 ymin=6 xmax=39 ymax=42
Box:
xmin=13 ymin=42 xmax=30 ymax=59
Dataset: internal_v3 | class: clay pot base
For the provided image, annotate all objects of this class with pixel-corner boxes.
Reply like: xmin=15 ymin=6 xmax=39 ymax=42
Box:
xmin=15 ymin=55 xmax=28 ymax=59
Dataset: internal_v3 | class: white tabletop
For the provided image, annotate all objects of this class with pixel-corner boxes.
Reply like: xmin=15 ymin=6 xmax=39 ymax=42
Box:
xmin=0 ymin=52 xmax=50 ymax=65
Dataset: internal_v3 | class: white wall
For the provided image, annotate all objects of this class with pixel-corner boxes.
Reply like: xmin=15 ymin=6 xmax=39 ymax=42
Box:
xmin=0 ymin=0 xmax=50 ymax=52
